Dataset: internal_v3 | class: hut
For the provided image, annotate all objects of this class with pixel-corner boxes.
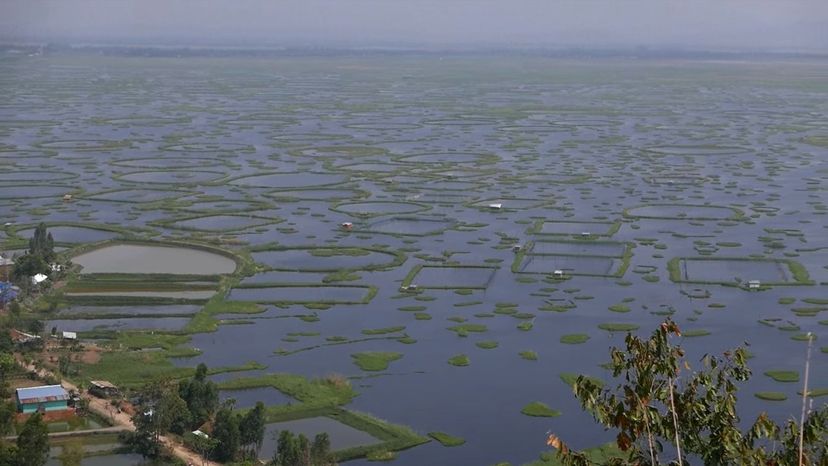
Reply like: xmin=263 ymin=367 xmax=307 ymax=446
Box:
xmin=16 ymin=385 xmax=70 ymax=413
xmin=747 ymin=280 xmax=761 ymax=289
xmin=89 ymin=380 xmax=120 ymax=398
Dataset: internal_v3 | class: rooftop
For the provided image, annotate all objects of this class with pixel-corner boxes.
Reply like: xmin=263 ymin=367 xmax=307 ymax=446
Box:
xmin=89 ymin=380 xmax=117 ymax=389
xmin=16 ymin=385 xmax=70 ymax=404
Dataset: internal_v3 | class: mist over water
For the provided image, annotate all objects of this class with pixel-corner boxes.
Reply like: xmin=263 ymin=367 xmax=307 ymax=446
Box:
xmin=2 ymin=0 xmax=827 ymax=52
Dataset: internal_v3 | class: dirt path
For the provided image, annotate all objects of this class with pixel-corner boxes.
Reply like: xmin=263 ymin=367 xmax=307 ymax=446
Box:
xmin=15 ymin=357 xmax=220 ymax=466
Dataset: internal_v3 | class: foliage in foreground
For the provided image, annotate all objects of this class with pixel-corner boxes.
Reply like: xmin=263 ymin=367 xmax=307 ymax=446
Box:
xmin=0 ymin=413 xmax=50 ymax=466
xmin=547 ymin=320 xmax=828 ymax=465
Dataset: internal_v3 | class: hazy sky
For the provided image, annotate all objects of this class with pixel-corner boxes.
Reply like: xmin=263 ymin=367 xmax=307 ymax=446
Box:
xmin=2 ymin=0 xmax=827 ymax=51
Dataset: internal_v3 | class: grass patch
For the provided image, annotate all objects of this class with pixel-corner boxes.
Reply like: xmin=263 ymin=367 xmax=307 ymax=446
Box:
xmin=428 ymin=432 xmax=466 ymax=447
xmin=362 ymin=326 xmax=406 ymax=335
xmin=517 ymin=321 xmax=534 ymax=331
xmin=476 ymin=340 xmax=499 ymax=349
xmin=448 ymin=354 xmax=470 ymax=367
xmin=366 ymin=450 xmax=396 ymax=461
xmin=186 ymin=289 xmax=262 ymax=334
xmin=76 ymin=348 xmax=264 ymax=388
xmin=447 ymin=324 xmax=488 ymax=334
xmin=755 ymin=391 xmax=788 ymax=401
xmin=803 ymin=388 xmax=828 ymax=398
xmin=218 ymin=373 xmax=356 ymax=409
xmin=765 ymin=370 xmax=800 ymax=383
xmin=520 ymin=401 xmax=561 ymax=418
xmin=519 ymin=351 xmax=538 ymax=361
xmin=560 ymin=334 xmax=590 ymax=344
xmin=351 ymin=352 xmax=403 ymax=371
xmin=598 ymin=323 xmax=639 ymax=332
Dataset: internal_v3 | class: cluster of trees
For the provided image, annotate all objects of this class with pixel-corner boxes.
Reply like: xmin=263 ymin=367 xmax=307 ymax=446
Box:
xmin=126 ymin=363 xmax=219 ymax=458
xmin=0 ymin=413 xmax=50 ymax=466
xmin=207 ymin=399 xmax=267 ymax=462
xmin=549 ymin=320 xmax=828 ymax=465
xmin=271 ymin=430 xmax=335 ymax=466
xmin=125 ymin=363 xmax=268 ymax=463
xmin=10 ymin=223 xmax=57 ymax=287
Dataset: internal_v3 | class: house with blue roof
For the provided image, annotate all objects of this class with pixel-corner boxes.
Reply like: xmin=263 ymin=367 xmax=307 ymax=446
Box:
xmin=16 ymin=384 xmax=70 ymax=414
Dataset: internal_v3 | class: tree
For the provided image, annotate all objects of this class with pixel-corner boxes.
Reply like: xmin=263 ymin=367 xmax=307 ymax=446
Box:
xmin=212 ymin=402 xmax=241 ymax=462
xmin=11 ymin=224 xmax=56 ymax=286
xmin=240 ymin=401 xmax=266 ymax=459
xmin=0 ymin=442 xmax=18 ymax=466
xmin=0 ymin=352 xmax=16 ymax=396
xmin=273 ymin=430 xmax=301 ymax=466
xmin=310 ymin=433 xmax=334 ymax=466
xmin=179 ymin=363 xmax=219 ymax=429
xmin=26 ymin=319 xmax=44 ymax=336
xmin=548 ymin=320 xmax=828 ymax=466
xmin=0 ymin=401 xmax=16 ymax=437
xmin=27 ymin=223 xmax=55 ymax=263
xmin=272 ymin=431 xmax=335 ymax=466
xmin=10 ymin=254 xmax=48 ymax=285
xmin=129 ymin=408 xmax=162 ymax=458
xmin=127 ymin=380 xmax=190 ymax=458
xmin=187 ymin=433 xmax=218 ymax=466
xmin=7 ymin=302 xmax=21 ymax=326
xmin=158 ymin=388 xmax=191 ymax=435
xmin=16 ymin=413 xmax=49 ymax=466
xmin=297 ymin=434 xmax=311 ymax=466
xmin=58 ymin=353 xmax=71 ymax=376
xmin=58 ymin=440 xmax=84 ymax=466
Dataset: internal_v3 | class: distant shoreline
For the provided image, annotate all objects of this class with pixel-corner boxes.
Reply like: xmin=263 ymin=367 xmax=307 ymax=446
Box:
xmin=1 ymin=41 xmax=827 ymax=61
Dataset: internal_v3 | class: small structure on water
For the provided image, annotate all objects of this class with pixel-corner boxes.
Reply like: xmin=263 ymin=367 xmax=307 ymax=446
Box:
xmin=553 ymin=270 xmax=565 ymax=278
xmin=62 ymin=194 xmax=73 ymax=201
xmin=341 ymin=222 xmax=353 ymax=231
xmin=89 ymin=380 xmax=120 ymax=398
xmin=16 ymin=385 xmax=70 ymax=414
xmin=488 ymin=203 xmax=502 ymax=210
xmin=747 ymin=280 xmax=761 ymax=289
